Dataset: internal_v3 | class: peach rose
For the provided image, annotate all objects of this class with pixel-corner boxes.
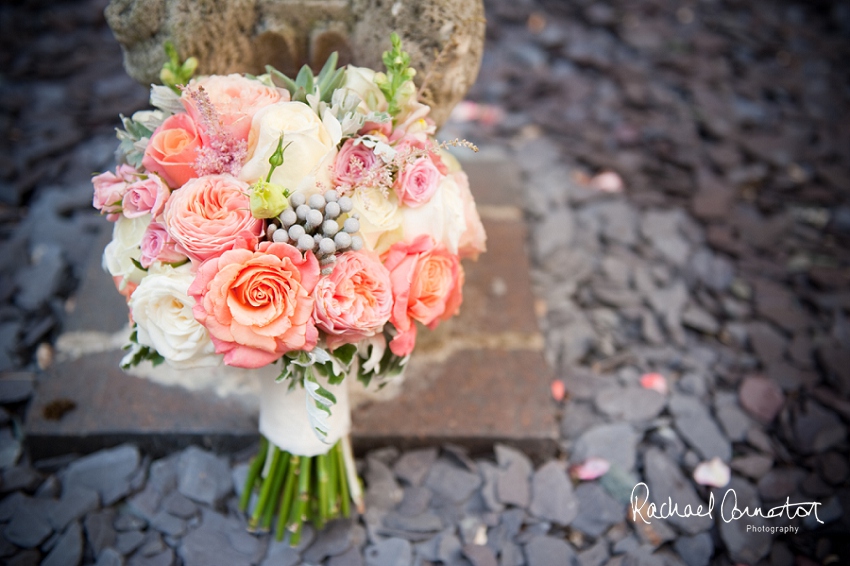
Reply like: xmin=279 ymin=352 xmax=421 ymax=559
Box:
xmin=93 ymin=164 xmax=137 ymax=220
xmin=163 ymin=174 xmax=263 ymax=263
xmin=453 ymin=171 xmax=487 ymax=261
xmin=183 ymin=74 xmax=283 ymax=144
xmin=313 ymin=251 xmax=393 ymax=350
xmin=122 ymin=175 xmax=170 ymax=219
xmin=394 ymin=157 xmax=441 ymax=208
xmin=142 ymin=113 xmax=202 ymax=189
xmin=188 ymin=242 xmax=320 ymax=368
xmin=383 ymin=235 xmax=464 ymax=356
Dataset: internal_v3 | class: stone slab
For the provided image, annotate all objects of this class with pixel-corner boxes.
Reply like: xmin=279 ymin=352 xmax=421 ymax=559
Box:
xmin=26 ymin=157 xmax=558 ymax=460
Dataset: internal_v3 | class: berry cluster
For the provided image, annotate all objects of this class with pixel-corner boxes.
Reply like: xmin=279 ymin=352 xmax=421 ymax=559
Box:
xmin=266 ymin=190 xmax=363 ymax=275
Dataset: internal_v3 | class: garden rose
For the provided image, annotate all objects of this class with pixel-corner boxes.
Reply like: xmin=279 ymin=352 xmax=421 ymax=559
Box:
xmin=313 ymin=251 xmax=393 ymax=350
xmin=239 ymin=102 xmax=336 ymax=192
xmin=453 ymin=171 xmax=487 ymax=260
xmin=163 ymin=174 xmax=263 ymax=263
xmin=188 ymin=242 xmax=320 ymax=368
xmin=140 ymin=222 xmax=187 ymax=268
xmin=400 ymin=173 xmax=466 ymax=254
xmin=142 ymin=113 xmax=202 ymax=189
xmin=352 ymin=185 xmax=403 ymax=254
xmin=394 ymin=157 xmax=441 ymax=207
xmin=122 ymin=175 xmax=170 ymax=219
xmin=103 ymin=214 xmax=151 ymax=291
xmin=342 ymin=66 xmax=388 ymax=114
xmin=130 ymin=264 xmax=219 ymax=368
xmin=93 ymin=164 xmax=137 ymax=220
xmin=183 ymin=74 xmax=283 ymax=144
xmin=383 ymin=235 xmax=464 ymax=356
xmin=334 ymin=138 xmax=378 ymax=187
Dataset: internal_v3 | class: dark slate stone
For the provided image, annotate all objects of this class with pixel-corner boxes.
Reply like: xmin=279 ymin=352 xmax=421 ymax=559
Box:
xmin=259 ymin=538 xmax=300 ymax=566
xmin=570 ymin=483 xmax=624 ymax=537
xmin=161 ymin=491 xmax=197 ymax=519
xmin=392 ymin=448 xmax=438 ymax=487
xmin=127 ymin=484 xmax=162 ymax=522
xmin=793 ymin=401 xmax=847 ymax=454
xmin=41 ymin=521 xmax=83 ymax=566
xmin=364 ymin=537 xmax=413 ymax=566
xmin=594 ymin=387 xmax=666 ymax=422
xmin=49 ymin=484 xmax=99 ymax=531
xmin=738 ymin=376 xmax=784 ymax=424
xmin=425 ymin=460 xmax=482 ymax=504
xmin=577 ymin=539 xmax=609 ymax=566
xmin=0 ymin=491 xmax=26 ymax=521
xmin=149 ymin=510 xmax=186 ymax=537
xmin=148 ymin=456 xmax=179 ymax=496
xmin=642 ymin=448 xmax=712 ymax=535
xmin=673 ymin=532 xmax=713 ymax=566
xmin=612 ymin=535 xmax=640 ymax=555
xmin=1 ymin=465 xmax=42 ymax=494
xmin=436 ymin=533 xmax=462 ymax=564
xmin=13 ymin=244 xmax=65 ymax=311
xmin=523 ymin=535 xmax=578 ymax=566
xmin=529 ymin=461 xmax=578 ymax=526
xmin=462 ymin=543 xmax=498 ymax=566
xmin=328 ymin=545 xmax=364 ymax=566
xmin=116 ymin=530 xmax=146 ymax=555
xmin=669 ymin=395 xmax=731 ymax=462
xmin=176 ymin=447 xmax=231 ymax=507
xmin=715 ymin=477 xmax=771 ymax=564
xmin=396 ymin=486 xmax=431 ymax=517
xmin=0 ymin=427 xmax=21 ymax=469
xmin=714 ymin=403 xmax=751 ymax=442
xmin=94 ymin=548 xmax=125 ymax=566
xmin=495 ymin=445 xmax=533 ymax=508
xmin=128 ymin=547 xmax=175 ymax=566
xmin=63 ymin=445 xmax=140 ymax=506
xmin=114 ymin=512 xmax=147 ymax=532
xmin=477 ymin=461 xmax=503 ymax=512
xmin=7 ymin=550 xmax=42 ymax=566
xmin=757 ymin=468 xmax=803 ymax=501
xmin=85 ymin=509 xmax=117 ymax=557
xmin=571 ymin=423 xmax=640 ymax=472
xmin=500 ymin=540 xmax=524 ymax=566
xmin=365 ymin=457 xmax=404 ymax=510
xmin=177 ymin=508 xmax=260 ymax=566
xmin=382 ymin=511 xmax=443 ymax=534
xmin=302 ymin=518 xmax=355 ymax=563
xmin=4 ymin=499 xmax=53 ymax=548
xmin=632 ymin=516 xmax=676 ymax=549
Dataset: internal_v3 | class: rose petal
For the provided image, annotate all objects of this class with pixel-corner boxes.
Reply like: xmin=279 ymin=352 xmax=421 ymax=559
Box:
xmin=570 ymin=458 xmax=610 ymax=481
xmin=693 ymin=457 xmax=731 ymax=488
xmin=551 ymin=379 xmax=566 ymax=402
xmin=640 ymin=372 xmax=668 ymax=395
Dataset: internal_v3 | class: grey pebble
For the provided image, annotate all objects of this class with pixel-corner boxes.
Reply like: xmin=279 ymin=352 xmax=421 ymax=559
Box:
xmin=529 ymin=461 xmax=578 ymax=526
xmin=116 ymin=529 xmax=146 ymax=555
xmin=95 ymin=548 xmax=125 ymax=566
xmin=149 ymin=510 xmax=186 ymax=537
xmin=571 ymin=423 xmax=640 ymax=472
xmin=4 ymin=499 xmax=53 ymax=548
xmin=364 ymin=537 xmax=412 ymax=566
xmin=49 ymin=484 xmax=99 ymax=531
xmin=673 ymin=532 xmax=713 ymax=566
xmin=85 ymin=509 xmax=117 ymax=557
xmin=570 ymin=482 xmax=623 ymax=538
xmin=594 ymin=386 xmax=666 ymax=422
xmin=392 ymin=448 xmax=437 ymax=487
xmin=162 ymin=491 xmax=197 ymax=519
xmin=128 ymin=547 xmax=175 ymax=566
xmin=176 ymin=447 xmax=231 ymax=507
xmin=643 ymin=448 xmax=712 ymax=535
xmin=328 ymin=545 xmax=364 ymax=566
xmin=495 ymin=445 xmax=532 ymax=508
xmin=462 ymin=543 xmax=498 ymax=566
xmin=63 ymin=444 xmax=140 ymax=506
xmin=425 ymin=460 xmax=482 ymax=504
xmin=303 ymin=518 xmax=355 ymax=563
xmin=523 ymin=535 xmax=578 ymax=566
xmin=41 ymin=521 xmax=83 ymax=566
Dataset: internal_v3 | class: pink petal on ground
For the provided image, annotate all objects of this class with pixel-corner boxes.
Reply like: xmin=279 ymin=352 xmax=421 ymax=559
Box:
xmin=590 ymin=171 xmax=624 ymax=193
xmin=551 ymin=379 xmax=566 ymax=402
xmin=693 ymin=457 xmax=731 ymax=488
xmin=570 ymin=458 xmax=611 ymax=481
xmin=640 ymin=372 xmax=668 ymax=395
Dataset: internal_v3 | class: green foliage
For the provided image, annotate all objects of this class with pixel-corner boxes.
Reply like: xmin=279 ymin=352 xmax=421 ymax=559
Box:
xmin=115 ymin=114 xmax=152 ymax=168
xmin=267 ymin=52 xmax=346 ymax=105
xmin=374 ymin=32 xmax=417 ymax=119
xmin=121 ymin=327 xmax=165 ymax=369
xmin=160 ymin=41 xmax=198 ymax=93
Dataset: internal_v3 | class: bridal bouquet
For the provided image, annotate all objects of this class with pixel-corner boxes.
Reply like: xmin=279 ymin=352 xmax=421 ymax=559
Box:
xmin=92 ymin=35 xmax=486 ymax=542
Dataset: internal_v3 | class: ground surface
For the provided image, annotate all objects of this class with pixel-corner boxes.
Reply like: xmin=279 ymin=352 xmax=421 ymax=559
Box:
xmin=1 ymin=0 xmax=849 ymax=565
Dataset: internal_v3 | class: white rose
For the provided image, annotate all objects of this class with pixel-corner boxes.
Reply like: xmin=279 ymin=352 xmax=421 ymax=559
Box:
xmin=352 ymin=186 xmax=403 ymax=254
xmin=239 ymin=102 xmax=336 ymax=193
xmin=342 ymin=66 xmax=388 ymax=114
xmin=103 ymin=214 xmax=150 ymax=290
xmin=129 ymin=263 xmax=219 ymax=369
xmin=400 ymin=174 xmax=467 ymax=254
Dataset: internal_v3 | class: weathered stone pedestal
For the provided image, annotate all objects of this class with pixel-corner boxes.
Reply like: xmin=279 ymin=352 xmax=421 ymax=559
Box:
xmin=25 ymin=155 xmax=558 ymax=460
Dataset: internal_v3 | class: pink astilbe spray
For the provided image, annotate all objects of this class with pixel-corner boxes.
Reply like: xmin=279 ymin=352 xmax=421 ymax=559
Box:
xmin=184 ymin=86 xmax=248 ymax=177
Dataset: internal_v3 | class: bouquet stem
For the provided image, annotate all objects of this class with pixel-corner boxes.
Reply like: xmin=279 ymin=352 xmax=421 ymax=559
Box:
xmin=241 ymin=435 xmax=359 ymax=544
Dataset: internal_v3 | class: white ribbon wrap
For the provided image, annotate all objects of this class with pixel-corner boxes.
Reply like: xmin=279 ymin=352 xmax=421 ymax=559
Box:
xmin=258 ymin=372 xmax=352 ymax=457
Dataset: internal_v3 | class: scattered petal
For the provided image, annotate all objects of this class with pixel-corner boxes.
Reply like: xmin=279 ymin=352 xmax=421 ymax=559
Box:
xmin=693 ymin=457 xmax=731 ymax=488
xmin=551 ymin=379 xmax=566 ymax=402
xmin=590 ymin=171 xmax=624 ymax=193
xmin=570 ymin=458 xmax=610 ymax=481
xmin=640 ymin=372 xmax=668 ymax=395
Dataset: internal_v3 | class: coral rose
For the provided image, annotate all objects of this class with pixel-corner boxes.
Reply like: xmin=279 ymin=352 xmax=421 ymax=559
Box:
xmin=183 ymin=74 xmax=283 ymax=144
xmin=313 ymin=251 xmax=393 ymax=350
xmin=163 ymin=174 xmax=263 ymax=263
xmin=93 ymin=164 xmax=137 ymax=220
xmin=383 ymin=235 xmax=464 ymax=356
xmin=122 ymin=175 xmax=170 ymax=219
xmin=142 ymin=113 xmax=202 ymax=189
xmin=188 ymin=242 xmax=320 ymax=368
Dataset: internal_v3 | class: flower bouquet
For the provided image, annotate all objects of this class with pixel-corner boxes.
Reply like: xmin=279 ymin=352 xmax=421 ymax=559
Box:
xmin=93 ymin=35 xmax=486 ymax=542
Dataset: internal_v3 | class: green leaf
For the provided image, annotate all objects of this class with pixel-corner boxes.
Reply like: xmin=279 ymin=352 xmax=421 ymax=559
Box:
xmin=130 ymin=258 xmax=148 ymax=272
xmin=332 ymin=344 xmax=357 ymax=368
xmin=266 ymin=66 xmax=298 ymax=93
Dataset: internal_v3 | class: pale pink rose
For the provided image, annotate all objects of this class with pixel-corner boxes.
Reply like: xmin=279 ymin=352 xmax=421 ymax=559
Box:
xmin=142 ymin=113 xmax=202 ymax=189
xmin=382 ymin=235 xmax=464 ymax=356
xmin=122 ymin=175 xmax=170 ymax=219
xmin=394 ymin=157 xmax=441 ymax=208
xmin=183 ymin=74 xmax=283 ymax=144
xmin=163 ymin=174 xmax=263 ymax=263
xmin=140 ymin=222 xmax=187 ymax=268
xmin=188 ymin=242 xmax=319 ymax=368
xmin=393 ymin=135 xmax=448 ymax=175
xmin=93 ymin=164 xmax=137 ymax=220
xmin=334 ymin=139 xmax=378 ymax=187
xmin=313 ymin=251 xmax=393 ymax=350
xmin=453 ymin=171 xmax=487 ymax=261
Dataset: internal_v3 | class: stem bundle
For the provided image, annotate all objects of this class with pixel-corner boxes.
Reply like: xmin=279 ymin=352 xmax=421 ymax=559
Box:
xmin=240 ymin=435 xmax=354 ymax=545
